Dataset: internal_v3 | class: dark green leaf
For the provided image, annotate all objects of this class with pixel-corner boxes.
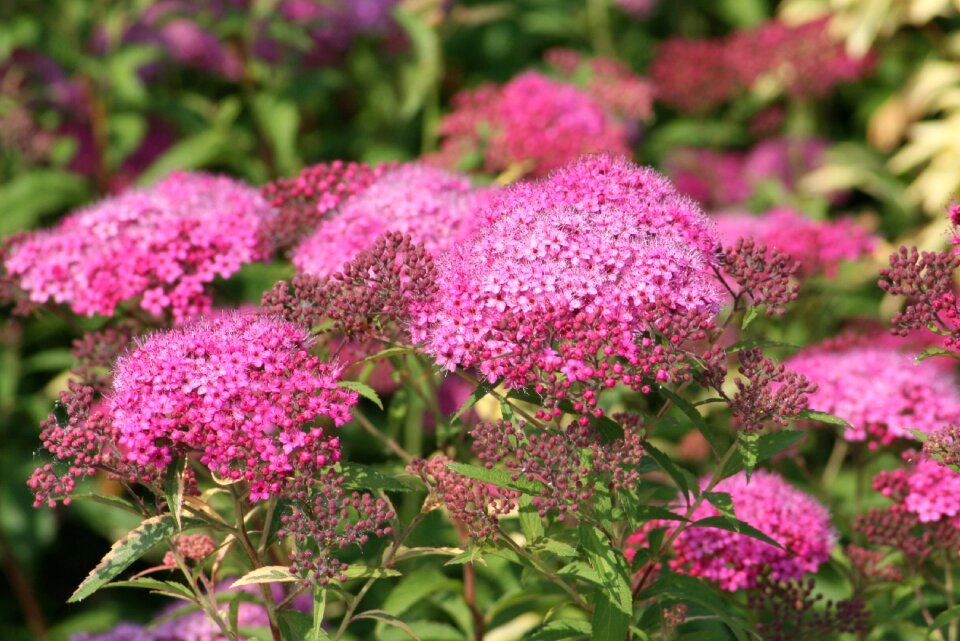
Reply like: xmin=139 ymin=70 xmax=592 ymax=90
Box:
xmin=340 ymin=463 xmax=416 ymax=493
xmin=579 ymin=525 xmax=632 ymax=641
xmin=643 ymin=442 xmax=691 ymax=503
xmin=657 ymin=385 xmax=721 ymax=455
xmin=445 ymin=462 xmax=545 ymax=495
xmin=523 ymin=619 xmax=591 ymax=641
xmin=339 ymin=380 xmax=384 ymax=410
xmin=693 ymin=516 xmax=782 ymax=549
xmin=790 ymin=409 xmax=852 ymax=431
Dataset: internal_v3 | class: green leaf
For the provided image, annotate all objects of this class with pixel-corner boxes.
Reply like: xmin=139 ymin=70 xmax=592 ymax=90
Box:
xmin=625 ymin=504 xmax=689 ymax=525
xmin=136 ymin=130 xmax=233 ymax=185
xmin=722 ymin=430 xmax=806 ymax=480
xmin=69 ymin=515 xmax=185 ymax=602
xmin=916 ymin=347 xmax=960 ymax=363
xmin=310 ymin=585 xmax=330 ymax=641
xmin=523 ymin=619 xmax=592 ymax=641
xmin=737 ymin=432 xmax=759 ymax=479
xmin=643 ymin=442 xmax=691 ymax=503
xmin=444 ymin=462 xmax=545 ymax=495
xmin=280 ymin=611 xmax=314 ymax=641
xmin=382 ymin=569 xmax=458 ymax=619
xmin=692 ymin=516 xmax=782 ymax=549
xmin=579 ymin=525 xmax=632 ymax=641
xmin=535 ymin=538 xmax=579 ymax=559
xmin=359 ymin=347 xmax=418 ymax=363
xmin=339 ymin=380 xmax=384 ymax=410
xmin=639 ymin=573 xmax=750 ymax=641
xmin=715 ymin=0 xmax=767 ymax=27
xmin=231 ymin=565 xmax=298 ymax=587
xmin=71 ymin=493 xmax=143 ymax=516
xmin=930 ymin=604 xmax=960 ymax=634
xmin=703 ymin=492 xmax=735 ymax=518
xmin=353 ymin=610 xmax=422 ymax=641
xmin=163 ymin=457 xmax=187 ymax=530
xmin=518 ymin=495 xmax=544 ymax=542
xmin=557 ymin=561 xmax=603 ymax=587
xmin=340 ymin=463 xmax=415 ymax=492
xmin=340 ymin=565 xmax=401 ymax=580
xmin=393 ymin=7 xmax=441 ymax=120
xmin=726 ymin=339 xmax=798 ymax=353
xmin=104 ymin=578 xmax=195 ymax=601
xmin=451 ymin=381 xmax=496 ymax=423
xmin=657 ymin=385 xmax=721 ymax=455
xmin=790 ymin=409 xmax=852 ymax=431
xmin=741 ymin=306 xmax=761 ymax=330
xmin=250 ymin=92 xmax=302 ymax=176
xmin=0 ymin=170 xmax=90 ymax=235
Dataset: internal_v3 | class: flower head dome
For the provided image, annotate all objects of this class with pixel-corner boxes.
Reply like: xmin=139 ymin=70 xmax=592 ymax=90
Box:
xmin=4 ymin=171 xmax=274 ymax=322
xmin=290 ymin=163 xmax=484 ymax=278
xmin=109 ymin=311 xmax=356 ymax=500
xmin=629 ymin=471 xmax=836 ymax=591
xmin=413 ymin=155 xmax=721 ymax=416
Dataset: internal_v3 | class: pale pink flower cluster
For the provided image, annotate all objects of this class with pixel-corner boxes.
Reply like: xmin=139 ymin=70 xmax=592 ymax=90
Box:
xmin=434 ymin=71 xmax=630 ymax=176
xmin=629 ymin=471 xmax=836 ymax=591
xmin=413 ymin=155 xmax=721 ymax=395
xmin=4 ymin=172 xmax=274 ymax=322
xmin=874 ymin=454 xmax=960 ymax=526
xmin=109 ymin=312 xmax=356 ymax=501
xmin=292 ymin=164 xmax=485 ymax=277
xmin=787 ymin=335 xmax=960 ymax=445
xmin=714 ymin=208 xmax=875 ymax=276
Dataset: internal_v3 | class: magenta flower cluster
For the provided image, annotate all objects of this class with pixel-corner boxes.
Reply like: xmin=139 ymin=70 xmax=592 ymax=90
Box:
xmin=630 ymin=471 xmax=836 ymax=591
xmin=292 ymin=164 xmax=486 ymax=277
xmin=4 ymin=171 xmax=274 ymax=322
xmin=874 ymin=454 xmax=960 ymax=526
xmin=714 ymin=208 xmax=875 ymax=276
xmin=786 ymin=333 xmax=960 ymax=445
xmin=110 ymin=312 xmax=356 ymax=500
xmin=434 ymin=71 xmax=632 ymax=177
xmin=412 ymin=155 xmax=721 ymax=410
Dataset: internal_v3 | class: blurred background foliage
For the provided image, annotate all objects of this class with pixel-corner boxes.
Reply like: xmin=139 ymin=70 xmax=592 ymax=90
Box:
xmin=1 ymin=0 xmax=959 ymax=639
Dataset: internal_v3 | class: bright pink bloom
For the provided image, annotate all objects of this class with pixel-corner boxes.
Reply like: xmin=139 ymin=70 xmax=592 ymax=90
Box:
xmin=714 ymin=208 xmax=875 ymax=276
xmin=291 ymin=164 xmax=484 ymax=277
xmin=109 ymin=312 xmax=356 ymax=501
xmin=4 ymin=172 xmax=274 ymax=322
xmin=787 ymin=334 xmax=960 ymax=445
xmin=874 ymin=454 xmax=960 ymax=526
xmin=628 ymin=471 xmax=836 ymax=591
xmin=435 ymin=71 xmax=631 ymax=177
xmin=413 ymin=155 xmax=721 ymax=408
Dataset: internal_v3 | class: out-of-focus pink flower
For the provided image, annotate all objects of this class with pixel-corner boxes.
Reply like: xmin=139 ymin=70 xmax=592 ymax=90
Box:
xmin=4 ymin=172 xmax=274 ymax=322
xmin=434 ymin=71 xmax=632 ymax=177
xmin=874 ymin=454 xmax=960 ymax=526
xmin=714 ymin=208 xmax=875 ymax=276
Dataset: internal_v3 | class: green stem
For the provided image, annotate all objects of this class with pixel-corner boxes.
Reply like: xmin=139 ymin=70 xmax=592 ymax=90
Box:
xmin=353 ymin=408 xmax=415 ymax=463
xmin=585 ymin=0 xmax=615 ymax=57
xmin=230 ymin=487 xmax=282 ymax=641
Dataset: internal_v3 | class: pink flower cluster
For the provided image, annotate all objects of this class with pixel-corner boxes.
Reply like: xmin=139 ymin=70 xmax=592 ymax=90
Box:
xmin=292 ymin=164 xmax=485 ymax=277
xmin=651 ymin=18 xmax=872 ymax=112
xmin=109 ymin=312 xmax=356 ymax=500
xmin=666 ymin=137 xmax=829 ymax=209
xmin=786 ymin=333 xmax=960 ymax=445
xmin=874 ymin=454 xmax=960 ymax=526
xmin=413 ymin=155 xmax=721 ymax=415
xmin=629 ymin=471 xmax=836 ymax=591
xmin=715 ymin=208 xmax=875 ymax=276
xmin=4 ymin=172 xmax=274 ymax=322
xmin=545 ymin=49 xmax=654 ymax=122
xmin=434 ymin=71 xmax=631 ymax=177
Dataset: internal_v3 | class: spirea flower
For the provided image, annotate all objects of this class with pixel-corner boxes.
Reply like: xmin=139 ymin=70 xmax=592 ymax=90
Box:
xmin=109 ymin=312 xmax=357 ymax=501
xmin=412 ymin=155 xmax=722 ymax=416
xmin=3 ymin=172 xmax=274 ymax=322
xmin=874 ymin=454 xmax=960 ymax=525
xmin=545 ymin=50 xmax=654 ymax=122
xmin=879 ymin=245 xmax=960 ymax=346
xmin=434 ymin=72 xmax=631 ymax=177
xmin=715 ymin=208 xmax=875 ymax=277
xmin=786 ymin=333 xmax=960 ymax=445
xmin=747 ymin=572 xmax=870 ymax=641
xmin=629 ymin=471 xmax=836 ymax=591
xmin=291 ymin=164 xmax=484 ymax=277
xmin=261 ymin=160 xmax=392 ymax=251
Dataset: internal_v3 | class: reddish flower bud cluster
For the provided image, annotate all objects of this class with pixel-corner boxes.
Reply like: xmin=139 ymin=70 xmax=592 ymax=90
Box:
xmin=879 ymin=246 xmax=960 ymax=345
xmin=651 ymin=18 xmax=871 ymax=113
xmin=410 ymin=455 xmax=519 ymax=540
xmin=69 ymin=323 xmax=140 ymax=392
xmin=854 ymin=505 xmax=960 ymax=559
xmin=747 ymin=572 xmax=870 ymax=641
xmin=265 ymin=232 xmax=438 ymax=342
xmin=845 ymin=544 xmax=902 ymax=583
xmin=162 ymin=533 xmax=216 ymax=566
xmin=261 ymin=160 xmax=392 ymax=251
xmin=721 ymin=238 xmax=800 ymax=315
xmin=469 ymin=418 xmax=645 ymax=517
xmin=433 ymin=72 xmax=632 ymax=177
xmin=729 ymin=348 xmax=816 ymax=432
xmin=27 ymin=382 xmax=147 ymax=507
xmin=280 ymin=469 xmax=394 ymax=583
xmin=923 ymin=424 xmax=960 ymax=468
